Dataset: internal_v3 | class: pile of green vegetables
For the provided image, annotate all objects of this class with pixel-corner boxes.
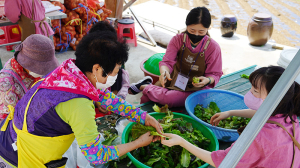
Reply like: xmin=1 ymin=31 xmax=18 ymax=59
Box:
xmin=129 ymin=105 xmax=211 ymax=168
xmin=194 ymin=102 xmax=250 ymax=129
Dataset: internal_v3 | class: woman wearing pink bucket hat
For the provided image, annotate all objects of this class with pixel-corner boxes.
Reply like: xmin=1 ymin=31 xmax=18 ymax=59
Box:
xmin=0 ymin=34 xmax=59 ymax=123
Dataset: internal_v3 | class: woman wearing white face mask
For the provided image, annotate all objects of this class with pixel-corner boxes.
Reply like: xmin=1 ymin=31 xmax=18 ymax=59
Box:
xmin=160 ymin=66 xmax=300 ymax=168
xmin=0 ymin=31 xmax=163 ymax=168
xmin=0 ymin=34 xmax=59 ymax=124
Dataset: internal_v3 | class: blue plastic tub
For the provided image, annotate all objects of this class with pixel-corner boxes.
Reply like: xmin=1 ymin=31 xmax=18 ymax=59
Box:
xmin=185 ymin=89 xmax=248 ymax=142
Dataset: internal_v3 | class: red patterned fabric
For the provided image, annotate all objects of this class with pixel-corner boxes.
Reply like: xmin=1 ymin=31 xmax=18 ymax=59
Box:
xmin=10 ymin=58 xmax=41 ymax=83
xmin=38 ymin=58 xmax=104 ymax=101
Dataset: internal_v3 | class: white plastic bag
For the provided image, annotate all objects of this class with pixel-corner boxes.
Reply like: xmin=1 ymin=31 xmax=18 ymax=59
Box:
xmin=63 ymin=134 xmax=106 ymax=168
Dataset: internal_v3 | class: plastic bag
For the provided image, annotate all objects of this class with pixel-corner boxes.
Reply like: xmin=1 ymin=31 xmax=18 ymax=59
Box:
xmin=63 ymin=135 xmax=107 ymax=168
xmin=112 ymin=119 xmax=130 ymax=146
xmin=51 ymin=1 xmax=66 ymax=13
xmin=64 ymin=0 xmax=87 ymax=14
xmin=62 ymin=10 xmax=81 ymax=26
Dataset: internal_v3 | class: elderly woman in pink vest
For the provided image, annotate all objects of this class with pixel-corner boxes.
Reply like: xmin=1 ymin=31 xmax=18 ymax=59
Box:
xmin=129 ymin=7 xmax=223 ymax=107
xmin=5 ymin=0 xmax=54 ymax=41
xmin=0 ymin=34 xmax=59 ymax=123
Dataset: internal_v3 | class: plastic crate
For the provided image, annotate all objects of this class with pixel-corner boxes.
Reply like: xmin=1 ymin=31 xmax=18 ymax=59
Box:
xmin=185 ymin=89 xmax=248 ymax=142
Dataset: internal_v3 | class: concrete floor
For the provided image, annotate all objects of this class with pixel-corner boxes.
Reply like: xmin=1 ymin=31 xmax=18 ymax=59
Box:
xmin=0 ymin=2 xmax=297 ymax=106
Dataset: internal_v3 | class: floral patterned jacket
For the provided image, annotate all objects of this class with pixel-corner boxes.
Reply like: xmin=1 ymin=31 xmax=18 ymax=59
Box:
xmin=0 ymin=58 xmax=39 ymax=123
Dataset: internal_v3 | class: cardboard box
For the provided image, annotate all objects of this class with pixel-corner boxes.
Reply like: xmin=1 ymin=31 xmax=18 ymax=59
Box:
xmin=105 ymin=0 xmax=123 ymax=20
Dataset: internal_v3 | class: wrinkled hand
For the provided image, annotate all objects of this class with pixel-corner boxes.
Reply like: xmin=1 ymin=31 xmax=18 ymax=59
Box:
xmin=136 ymin=132 xmax=154 ymax=148
xmin=145 ymin=114 xmax=163 ymax=142
xmin=96 ymin=103 xmax=109 ymax=114
xmin=161 ymin=133 xmax=184 ymax=147
xmin=210 ymin=112 xmax=230 ymax=126
xmin=192 ymin=76 xmax=209 ymax=88
xmin=159 ymin=71 xmax=172 ymax=88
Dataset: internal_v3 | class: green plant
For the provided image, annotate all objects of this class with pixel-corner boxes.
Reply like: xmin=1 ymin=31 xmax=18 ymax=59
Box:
xmin=194 ymin=102 xmax=250 ymax=129
xmin=129 ymin=105 xmax=211 ymax=167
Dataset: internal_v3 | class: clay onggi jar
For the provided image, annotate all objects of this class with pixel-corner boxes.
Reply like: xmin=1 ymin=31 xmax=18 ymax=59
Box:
xmin=247 ymin=13 xmax=273 ymax=46
xmin=220 ymin=14 xmax=237 ymax=37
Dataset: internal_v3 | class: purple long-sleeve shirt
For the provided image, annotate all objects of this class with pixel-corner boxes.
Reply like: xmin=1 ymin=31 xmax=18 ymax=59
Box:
xmin=5 ymin=0 xmax=54 ymax=36
xmin=159 ymin=33 xmax=223 ymax=88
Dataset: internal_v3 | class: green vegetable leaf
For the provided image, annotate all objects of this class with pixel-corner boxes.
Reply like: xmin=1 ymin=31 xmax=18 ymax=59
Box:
xmin=131 ymin=123 xmax=156 ymax=140
xmin=240 ymin=74 xmax=249 ymax=79
xmin=193 ymin=77 xmax=200 ymax=83
xmin=191 ymin=157 xmax=201 ymax=166
xmin=127 ymin=161 xmax=132 ymax=167
xmin=171 ymin=129 xmax=181 ymax=135
xmin=151 ymin=131 xmax=166 ymax=138
xmin=102 ymin=134 xmax=118 ymax=146
xmin=180 ymin=148 xmax=191 ymax=167
xmin=195 ymin=102 xmax=250 ymax=129
xmin=160 ymin=123 xmax=175 ymax=130
xmin=164 ymin=114 xmax=174 ymax=123
xmin=209 ymin=102 xmax=220 ymax=113
xmin=146 ymin=157 xmax=161 ymax=166
xmin=160 ymin=104 xmax=169 ymax=113
xmin=130 ymin=106 xmax=211 ymax=167
xmin=186 ymin=123 xmax=194 ymax=132
xmin=153 ymin=104 xmax=161 ymax=112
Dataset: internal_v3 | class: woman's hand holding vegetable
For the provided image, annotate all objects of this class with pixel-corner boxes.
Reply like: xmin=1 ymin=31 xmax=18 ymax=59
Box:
xmin=161 ymin=133 xmax=184 ymax=147
xmin=136 ymin=132 xmax=154 ymax=148
xmin=117 ymin=132 xmax=153 ymax=157
xmin=210 ymin=109 xmax=257 ymax=126
xmin=210 ymin=112 xmax=230 ymax=126
xmin=145 ymin=114 xmax=163 ymax=142
xmin=192 ymin=76 xmax=213 ymax=88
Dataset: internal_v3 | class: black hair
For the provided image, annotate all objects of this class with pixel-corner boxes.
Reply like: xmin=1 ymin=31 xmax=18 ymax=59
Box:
xmin=75 ymin=31 xmax=129 ymax=77
xmin=249 ymin=66 xmax=300 ymax=122
xmin=89 ymin=21 xmax=117 ymax=40
xmin=14 ymin=51 xmax=20 ymax=60
xmin=186 ymin=7 xmax=211 ymax=28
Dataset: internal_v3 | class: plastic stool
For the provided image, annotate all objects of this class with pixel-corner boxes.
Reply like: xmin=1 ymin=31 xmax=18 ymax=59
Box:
xmin=117 ymin=19 xmax=137 ymax=47
xmin=0 ymin=25 xmax=21 ymax=51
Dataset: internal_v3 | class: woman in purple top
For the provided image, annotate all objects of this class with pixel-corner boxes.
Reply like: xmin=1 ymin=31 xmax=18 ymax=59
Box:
xmin=161 ymin=66 xmax=300 ymax=168
xmin=129 ymin=7 xmax=223 ymax=107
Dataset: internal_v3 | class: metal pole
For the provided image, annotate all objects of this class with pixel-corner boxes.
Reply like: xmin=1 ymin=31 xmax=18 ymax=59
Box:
xmin=0 ymin=41 xmax=21 ymax=47
xmin=219 ymin=49 xmax=300 ymax=167
xmin=124 ymin=0 xmax=157 ymax=47
xmin=123 ymin=0 xmax=136 ymax=11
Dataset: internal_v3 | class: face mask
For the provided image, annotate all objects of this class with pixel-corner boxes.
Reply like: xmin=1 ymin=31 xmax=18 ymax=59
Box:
xmin=29 ymin=72 xmax=43 ymax=78
xmin=95 ymin=74 xmax=118 ymax=90
xmin=187 ymin=32 xmax=205 ymax=44
xmin=244 ymin=91 xmax=264 ymax=110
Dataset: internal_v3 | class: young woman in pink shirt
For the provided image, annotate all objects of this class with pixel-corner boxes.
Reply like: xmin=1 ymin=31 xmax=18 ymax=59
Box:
xmin=129 ymin=7 xmax=223 ymax=107
xmin=161 ymin=66 xmax=300 ymax=168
